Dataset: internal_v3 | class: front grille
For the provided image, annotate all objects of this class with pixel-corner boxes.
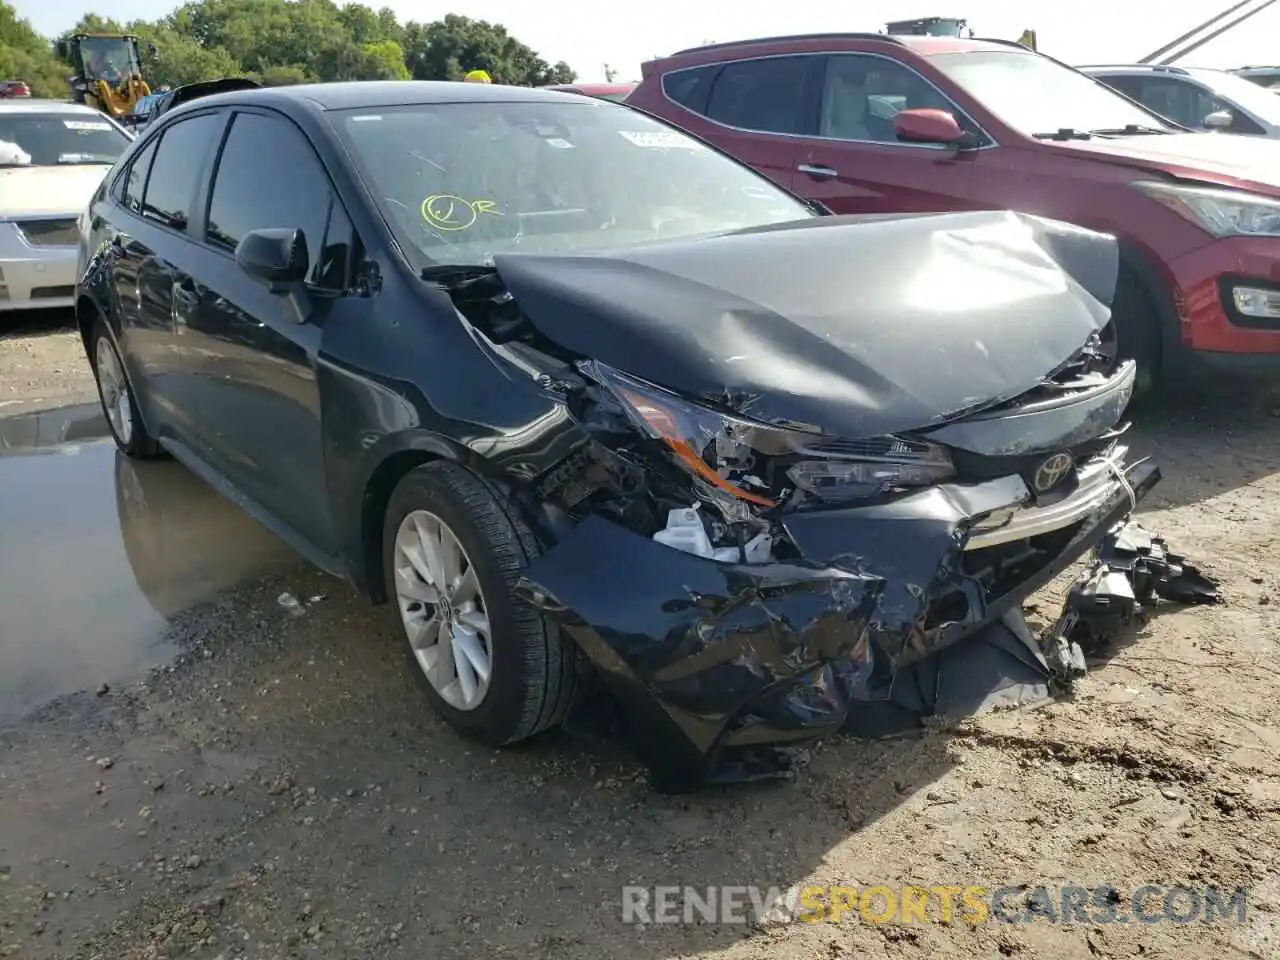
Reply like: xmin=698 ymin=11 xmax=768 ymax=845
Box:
xmin=15 ymin=218 xmax=78 ymax=247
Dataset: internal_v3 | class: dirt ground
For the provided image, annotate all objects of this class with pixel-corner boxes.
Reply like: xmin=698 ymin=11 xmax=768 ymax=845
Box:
xmin=2 ymin=309 xmax=1279 ymax=960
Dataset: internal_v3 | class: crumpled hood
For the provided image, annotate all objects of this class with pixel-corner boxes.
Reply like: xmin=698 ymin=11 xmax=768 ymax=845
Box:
xmin=0 ymin=165 xmax=109 ymax=218
xmin=1064 ymin=132 xmax=1280 ymax=193
xmin=492 ymin=211 xmax=1117 ymax=438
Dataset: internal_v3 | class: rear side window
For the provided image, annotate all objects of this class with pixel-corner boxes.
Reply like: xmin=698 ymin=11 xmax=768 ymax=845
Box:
xmin=662 ymin=65 xmax=719 ymax=113
xmin=704 ymin=56 xmax=809 ymax=133
xmin=142 ymin=113 xmax=222 ymax=231
xmin=205 ymin=111 xmax=342 ymax=288
xmin=122 ymin=138 xmax=156 ymax=214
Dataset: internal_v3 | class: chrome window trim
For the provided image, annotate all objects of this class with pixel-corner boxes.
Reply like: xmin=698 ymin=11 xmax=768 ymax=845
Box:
xmin=660 ymin=50 xmax=1000 ymax=151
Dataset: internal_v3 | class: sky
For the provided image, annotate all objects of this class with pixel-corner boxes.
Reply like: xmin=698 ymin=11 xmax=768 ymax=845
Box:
xmin=16 ymin=0 xmax=1280 ymax=82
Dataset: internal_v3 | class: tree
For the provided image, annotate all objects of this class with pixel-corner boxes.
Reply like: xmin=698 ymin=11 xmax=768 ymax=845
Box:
xmin=0 ymin=2 xmax=68 ymax=97
xmin=32 ymin=1 xmax=575 ymax=94
xmin=402 ymin=14 xmax=575 ymax=85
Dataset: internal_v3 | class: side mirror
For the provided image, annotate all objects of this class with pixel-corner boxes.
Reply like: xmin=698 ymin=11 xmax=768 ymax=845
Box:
xmin=55 ymin=40 xmax=69 ymax=60
xmin=894 ymin=108 xmax=967 ymax=146
xmin=235 ymin=228 xmax=311 ymax=322
xmin=147 ymin=43 xmax=158 ymax=59
xmin=1203 ymin=109 xmax=1233 ymax=130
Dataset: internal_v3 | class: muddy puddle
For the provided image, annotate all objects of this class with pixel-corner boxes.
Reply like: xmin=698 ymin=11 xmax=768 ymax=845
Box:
xmin=0 ymin=404 xmax=298 ymax=717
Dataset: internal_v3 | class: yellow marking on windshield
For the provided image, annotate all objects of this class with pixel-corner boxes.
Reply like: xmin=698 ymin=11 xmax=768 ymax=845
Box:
xmin=421 ymin=195 xmax=502 ymax=231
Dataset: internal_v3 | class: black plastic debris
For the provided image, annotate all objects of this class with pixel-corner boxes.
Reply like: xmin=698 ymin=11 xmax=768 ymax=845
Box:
xmin=1041 ymin=519 xmax=1223 ymax=680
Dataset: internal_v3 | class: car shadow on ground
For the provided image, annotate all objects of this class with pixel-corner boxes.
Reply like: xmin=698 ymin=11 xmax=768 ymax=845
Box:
xmin=0 ymin=307 xmax=76 ymax=339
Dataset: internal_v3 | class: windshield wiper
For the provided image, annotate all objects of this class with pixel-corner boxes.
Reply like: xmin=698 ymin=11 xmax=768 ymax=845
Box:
xmin=1032 ymin=128 xmax=1092 ymax=141
xmin=1087 ymin=124 xmax=1172 ymax=136
xmin=420 ymin=263 xmax=498 ymax=288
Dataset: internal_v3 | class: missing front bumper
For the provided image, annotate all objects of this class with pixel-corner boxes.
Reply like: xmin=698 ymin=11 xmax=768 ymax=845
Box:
xmin=518 ymin=457 xmax=1165 ymax=792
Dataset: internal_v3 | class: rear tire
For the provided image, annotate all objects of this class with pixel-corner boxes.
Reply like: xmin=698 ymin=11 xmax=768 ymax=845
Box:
xmin=89 ymin=316 xmax=163 ymax=459
xmin=382 ymin=460 xmax=577 ymax=747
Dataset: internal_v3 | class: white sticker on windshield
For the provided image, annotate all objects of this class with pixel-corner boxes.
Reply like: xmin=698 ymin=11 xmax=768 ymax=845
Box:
xmin=63 ymin=120 xmax=112 ymax=131
xmin=617 ymin=130 xmax=703 ymax=149
xmin=350 ymin=115 xmax=382 ymax=122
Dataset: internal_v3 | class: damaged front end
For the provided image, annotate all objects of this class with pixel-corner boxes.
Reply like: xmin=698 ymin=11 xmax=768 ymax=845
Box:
xmin=433 ymin=211 xmax=1223 ymax=792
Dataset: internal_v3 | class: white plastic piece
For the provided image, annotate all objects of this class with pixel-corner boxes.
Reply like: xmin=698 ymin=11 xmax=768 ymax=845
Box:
xmin=652 ymin=507 xmax=714 ymax=558
xmin=652 ymin=507 xmax=776 ymax=565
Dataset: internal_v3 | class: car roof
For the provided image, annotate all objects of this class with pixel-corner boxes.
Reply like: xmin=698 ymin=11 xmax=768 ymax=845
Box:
xmin=663 ymin=32 xmax=1012 ymax=59
xmin=0 ymin=99 xmax=107 ymax=115
xmin=545 ymin=82 xmax=634 ymax=94
xmin=1082 ymin=64 xmax=1244 ymax=86
xmin=174 ymin=80 xmax=592 ymax=116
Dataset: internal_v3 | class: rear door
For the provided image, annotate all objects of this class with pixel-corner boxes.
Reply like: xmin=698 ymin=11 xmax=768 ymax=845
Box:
xmin=667 ymin=54 xmax=821 ymax=191
xmin=106 ymin=112 xmax=224 ymax=441
xmin=183 ymin=108 xmax=354 ymax=555
xmin=789 ymin=53 xmax=981 ymax=214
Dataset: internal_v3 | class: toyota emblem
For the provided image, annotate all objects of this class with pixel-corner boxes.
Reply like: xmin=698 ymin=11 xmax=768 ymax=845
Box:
xmin=1033 ymin=453 xmax=1074 ymax=493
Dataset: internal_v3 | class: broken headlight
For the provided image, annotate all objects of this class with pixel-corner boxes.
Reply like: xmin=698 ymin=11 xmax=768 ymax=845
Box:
xmin=588 ymin=363 xmax=955 ymax=506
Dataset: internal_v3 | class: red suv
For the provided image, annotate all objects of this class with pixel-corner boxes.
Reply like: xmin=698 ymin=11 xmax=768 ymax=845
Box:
xmin=629 ymin=34 xmax=1280 ymax=386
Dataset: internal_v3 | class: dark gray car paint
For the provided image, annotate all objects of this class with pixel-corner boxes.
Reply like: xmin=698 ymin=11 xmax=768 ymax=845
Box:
xmin=493 ymin=211 xmax=1119 ymax=438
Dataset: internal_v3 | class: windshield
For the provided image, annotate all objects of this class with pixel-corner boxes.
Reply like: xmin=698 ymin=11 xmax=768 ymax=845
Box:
xmin=333 ymin=100 xmax=812 ymax=266
xmin=1198 ymin=69 xmax=1280 ymax=123
xmin=0 ymin=113 xmax=129 ymax=166
xmin=931 ymin=50 xmax=1176 ymax=135
xmin=78 ymin=37 xmax=140 ymax=81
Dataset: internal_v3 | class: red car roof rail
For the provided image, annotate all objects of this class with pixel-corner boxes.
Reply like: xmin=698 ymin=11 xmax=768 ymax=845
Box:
xmin=668 ymin=32 xmax=902 ymax=58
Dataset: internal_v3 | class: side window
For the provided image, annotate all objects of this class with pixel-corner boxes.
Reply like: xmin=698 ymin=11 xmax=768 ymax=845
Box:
xmin=819 ymin=54 xmax=953 ymax=143
xmin=205 ymin=112 xmax=340 ymax=288
xmin=142 ymin=113 xmax=221 ymax=230
xmin=662 ymin=65 xmax=719 ymax=114
xmin=313 ymin=198 xmax=354 ymax=290
xmin=142 ymin=114 xmax=222 ymax=231
xmin=1098 ymin=75 xmax=1145 ymax=101
xmin=704 ymin=56 xmax=809 ymax=133
xmin=1226 ymin=108 xmax=1265 ymax=136
xmin=1132 ymin=78 xmax=1204 ymax=128
xmin=122 ymin=138 xmax=156 ymax=214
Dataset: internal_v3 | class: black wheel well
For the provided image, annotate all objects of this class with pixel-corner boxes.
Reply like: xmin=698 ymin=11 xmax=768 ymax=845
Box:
xmin=359 ymin=449 xmax=440 ymax=604
xmin=75 ymin=294 xmax=100 ymax=357
xmin=1116 ymin=243 xmax=1179 ymax=373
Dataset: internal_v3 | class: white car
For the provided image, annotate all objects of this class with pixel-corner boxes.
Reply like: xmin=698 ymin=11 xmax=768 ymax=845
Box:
xmin=0 ymin=100 xmax=132 ymax=311
xmin=1082 ymin=64 xmax=1280 ymax=137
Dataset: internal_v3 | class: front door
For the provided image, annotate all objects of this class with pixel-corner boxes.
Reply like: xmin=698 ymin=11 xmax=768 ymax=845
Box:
xmin=790 ymin=53 xmax=979 ymax=214
xmin=181 ymin=108 xmax=354 ymax=555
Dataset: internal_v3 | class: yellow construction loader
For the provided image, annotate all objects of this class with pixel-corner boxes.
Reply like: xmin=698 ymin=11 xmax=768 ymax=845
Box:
xmin=884 ymin=17 xmax=1037 ymax=51
xmin=55 ymin=34 xmax=158 ymax=119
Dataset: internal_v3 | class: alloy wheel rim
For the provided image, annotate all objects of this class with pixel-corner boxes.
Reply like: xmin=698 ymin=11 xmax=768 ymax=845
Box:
xmin=393 ymin=509 xmax=492 ymax=711
xmin=96 ymin=336 xmax=133 ymax=445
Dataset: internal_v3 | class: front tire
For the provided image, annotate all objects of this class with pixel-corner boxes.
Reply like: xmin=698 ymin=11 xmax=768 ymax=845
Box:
xmin=382 ymin=460 xmax=577 ymax=746
xmin=89 ymin=317 xmax=162 ymax=459
xmin=1101 ymin=266 xmax=1161 ymax=395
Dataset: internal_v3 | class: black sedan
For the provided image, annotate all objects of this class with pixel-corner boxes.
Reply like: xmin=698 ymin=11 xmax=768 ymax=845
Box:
xmin=75 ymin=81 xmax=1188 ymax=791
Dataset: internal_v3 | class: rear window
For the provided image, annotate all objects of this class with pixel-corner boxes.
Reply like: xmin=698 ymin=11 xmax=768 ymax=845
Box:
xmin=661 ymin=65 xmax=719 ymax=112
xmin=0 ymin=113 xmax=130 ymax=166
xmin=703 ymin=56 xmax=809 ymax=133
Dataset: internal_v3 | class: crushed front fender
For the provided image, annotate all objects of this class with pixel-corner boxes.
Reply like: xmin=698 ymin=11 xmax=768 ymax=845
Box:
xmin=517 ymin=514 xmax=885 ymax=793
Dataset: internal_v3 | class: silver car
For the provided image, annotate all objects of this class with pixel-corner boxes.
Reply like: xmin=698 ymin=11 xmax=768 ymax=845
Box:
xmin=0 ymin=100 xmax=132 ymax=311
xmin=1082 ymin=64 xmax=1280 ymax=137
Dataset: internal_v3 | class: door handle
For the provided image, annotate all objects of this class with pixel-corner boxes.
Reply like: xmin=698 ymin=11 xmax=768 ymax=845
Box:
xmin=797 ymin=163 xmax=838 ymax=180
